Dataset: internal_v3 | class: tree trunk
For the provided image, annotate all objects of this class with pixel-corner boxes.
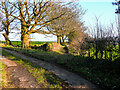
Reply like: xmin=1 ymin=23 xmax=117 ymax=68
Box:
xmin=105 ymin=50 xmax=107 ymax=59
xmin=109 ymin=51 xmax=112 ymax=61
xmin=88 ymin=49 xmax=90 ymax=57
xmin=62 ymin=36 xmax=65 ymax=45
xmin=21 ymin=34 xmax=29 ymax=48
xmin=2 ymin=33 xmax=12 ymax=45
xmin=95 ymin=49 xmax=98 ymax=59
xmin=100 ymin=50 xmax=103 ymax=59
xmin=57 ymin=36 xmax=61 ymax=45
xmin=95 ymin=41 xmax=98 ymax=59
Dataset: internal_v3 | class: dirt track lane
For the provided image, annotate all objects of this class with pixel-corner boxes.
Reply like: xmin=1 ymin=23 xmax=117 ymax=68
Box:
xmin=3 ymin=48 xmax=101 ymax=89
xmin=0 ymin=58 xmax=41 ymax=88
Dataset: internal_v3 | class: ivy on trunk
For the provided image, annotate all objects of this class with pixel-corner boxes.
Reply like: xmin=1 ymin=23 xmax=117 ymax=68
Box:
xmin=57 ymin=36 xmax=61 ymax=45
xmin=21 ymin=34 xmax=29 ymax=49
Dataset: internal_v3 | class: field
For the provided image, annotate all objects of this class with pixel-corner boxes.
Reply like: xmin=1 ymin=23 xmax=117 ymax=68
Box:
xmin=1 ymin=41 xmax=55 ymax=46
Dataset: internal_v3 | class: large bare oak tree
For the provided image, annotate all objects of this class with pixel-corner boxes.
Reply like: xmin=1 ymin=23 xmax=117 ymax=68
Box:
xmin=7 ymin=0 xmax=71 ymax=48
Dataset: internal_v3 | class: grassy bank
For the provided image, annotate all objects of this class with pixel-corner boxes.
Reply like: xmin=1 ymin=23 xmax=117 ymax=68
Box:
xmin=3 ymin=46 xmax=120 ymax=90
xmin=0 ymin=61 xmax=8 ymax=88
xmin=2 ymin=50 xmax=69 ymax=88
xmin=0 ymin=61 xmax=2 ymax=86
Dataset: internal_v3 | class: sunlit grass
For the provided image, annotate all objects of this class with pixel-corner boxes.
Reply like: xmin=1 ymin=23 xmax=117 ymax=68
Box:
xmin=0 ymin=62 xmax=8 ymax=88
xmin=1 ymin=41 xmax=53 ymax=47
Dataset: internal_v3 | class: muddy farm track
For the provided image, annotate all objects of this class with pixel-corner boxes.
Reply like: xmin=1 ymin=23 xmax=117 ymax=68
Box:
xmin=0 ymin=48 xmax=102 ymax=89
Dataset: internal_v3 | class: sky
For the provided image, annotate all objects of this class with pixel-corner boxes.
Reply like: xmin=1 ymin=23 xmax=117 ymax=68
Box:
xmin=80 ymin=0 xmax=114 ymax=2
xmin=0 ymin=0 xmax=118 ymax=41
xmin=80 ymin=1 xmax=117 ymax=26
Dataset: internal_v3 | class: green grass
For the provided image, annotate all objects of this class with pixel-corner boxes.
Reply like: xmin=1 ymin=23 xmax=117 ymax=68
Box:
xmin=0 ymin=61 xmax=8 ymax=88
xmin=3 ymin=46 xmax=120 ymax=90
xmin=2 ymin=50 xmax=69 ymax=88
xmin=1 ymin=41 xmax=55 ymax=46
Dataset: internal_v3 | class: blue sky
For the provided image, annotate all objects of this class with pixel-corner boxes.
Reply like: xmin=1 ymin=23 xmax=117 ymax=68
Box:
xmin=0 ymin=0 xmax=118 ymax=41
xmin=80 ymin=1 xmax=117 ymax=26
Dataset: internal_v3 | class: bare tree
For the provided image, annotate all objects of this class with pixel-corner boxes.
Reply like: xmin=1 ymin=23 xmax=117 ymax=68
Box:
xmin=0 ymin=0 xmax=17 ymax=45
xmin=0 ymin=0 xmax=72 ymax=48
xmin=87 ymin=16 xmax=119 ymax=60
xmin=47 ymin=3 xmax=86 ymax=45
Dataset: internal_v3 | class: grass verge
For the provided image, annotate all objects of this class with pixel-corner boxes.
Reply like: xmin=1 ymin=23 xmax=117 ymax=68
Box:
xmin=2 ymin=50 xmax=69 ymax=88
xmin=0 ymin=61 xmax=8 ymax=88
